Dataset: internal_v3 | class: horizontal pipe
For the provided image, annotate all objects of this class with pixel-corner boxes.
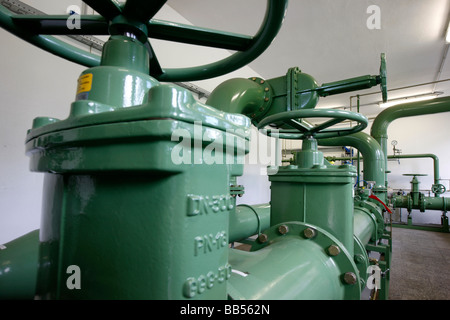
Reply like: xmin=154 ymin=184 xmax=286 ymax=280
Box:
xmin=229 ymin=203 xmax=271 ymax=243
xmin=328 ymin=153 xmax=440 ymax=185
xmin=353 ymin=207 xmax=376 ymax=246
xmin=392 ymin=195 xmax=450 ymax=212
xmin=228 ymin=237 xmax=356 ymax=299
xmin=0 ymin=230 xmax=39 ymax=299
xmin=389 ymin=154 xmax=440 ymax=186
xmin=370 ymin=96 xmax=450 ymax=185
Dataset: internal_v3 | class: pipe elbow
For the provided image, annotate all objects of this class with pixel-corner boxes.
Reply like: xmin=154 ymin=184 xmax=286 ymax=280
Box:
xmin=206 ymin=78 xmax=268 ymax=117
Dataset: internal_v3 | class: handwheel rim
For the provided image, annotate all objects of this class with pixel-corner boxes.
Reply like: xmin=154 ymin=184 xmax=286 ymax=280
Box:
xmin=257 ymin=109 xmax=368 ymax=140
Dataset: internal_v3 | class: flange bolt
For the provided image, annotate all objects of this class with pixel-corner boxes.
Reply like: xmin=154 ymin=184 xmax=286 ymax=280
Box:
xmin=303 ymin=228 xmax=317 ymax=239
xmin=343 ymin=272 xmax=357 ymax=285
xmin=278 ymin=225 xmax=289 ymax=235
xmin=327 ymin=244 xmax=341 ymax=256
xmin=258 ymin=233 xmax=268 ymax=243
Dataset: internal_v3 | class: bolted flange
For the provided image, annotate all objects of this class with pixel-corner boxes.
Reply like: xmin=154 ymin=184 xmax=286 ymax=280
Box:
xmin=278 ymin=225 xmax=289 ymax=235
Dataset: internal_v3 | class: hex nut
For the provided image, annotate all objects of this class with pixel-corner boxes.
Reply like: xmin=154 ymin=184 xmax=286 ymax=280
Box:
xmin=258 ymin=233 xmax=268 ymax=243
xmin=327 ymin=244 xmax=341 ymax=256
xmin=303 ymin=228 xmax=317 ymax=239
xmin=344 ymin=272 xmax=357 ymax=285
xmin=278 ymin=225 xmax=289 ymax=235
xmin=354 ymin=254 xmax=365 ymax=264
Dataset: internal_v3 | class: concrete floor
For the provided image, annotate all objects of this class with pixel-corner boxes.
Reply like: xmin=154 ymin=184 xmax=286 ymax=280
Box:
xmin=388 ymin=227 xmax=450 ymax=300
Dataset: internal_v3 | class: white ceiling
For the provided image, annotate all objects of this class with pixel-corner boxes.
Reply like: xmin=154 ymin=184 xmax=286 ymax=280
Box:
xmin=167 ymin=0 xmax=450 ymax=118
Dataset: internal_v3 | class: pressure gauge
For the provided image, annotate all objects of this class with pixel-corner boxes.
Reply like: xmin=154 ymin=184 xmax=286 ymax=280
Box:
xmin=391 ymin=140 xmax=398 ymax=146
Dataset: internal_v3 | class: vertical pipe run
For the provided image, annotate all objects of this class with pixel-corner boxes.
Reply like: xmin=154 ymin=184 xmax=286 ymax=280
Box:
xmin=370 ymin=96 xmax=450 ymax=186
xmin=318 ymin=132 xmax=386 ymax=202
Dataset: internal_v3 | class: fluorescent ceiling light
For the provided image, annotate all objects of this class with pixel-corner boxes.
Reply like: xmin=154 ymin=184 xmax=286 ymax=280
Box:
xmin=379 ymin=92 xmax=442 ymax=109
xmin=446 ymin=21 xmax=450 ymax=43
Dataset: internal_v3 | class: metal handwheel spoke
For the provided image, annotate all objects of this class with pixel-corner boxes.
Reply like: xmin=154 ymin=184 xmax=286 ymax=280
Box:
xmin=122 ymin=0 xmax=167 ymax=23
xmin=82 ymin=0 xmax=122 ymax=21
xmin=310 ymin=118 xmax=345 ymax=134
xmin=283 ymin=119 xmax=311 ymax=133
xmin=11 ymin=15 xmax=109 ymax=35
xmin=148 ymin=20 xmax=253 ymax=51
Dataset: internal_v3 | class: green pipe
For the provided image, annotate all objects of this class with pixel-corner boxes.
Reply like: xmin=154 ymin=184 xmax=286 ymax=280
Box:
xmin=156 ymin=0 xmax=288 ymax=82
xmin=370 ymin=96 xmax=450 ymax=185
xmin=328 ymin=153 xmax=441 ymax=195
xmin=206 ymin=78 xmax=268 ymax=118
xmin=229 ymin=203 xmax=271 ymax=243
xmin=392 ymin=195 xmax=450 ymax=212
xmin=318 ymin=132 xmax=386 ymax=201
xmin=0 ymin=230 xmax=39 ymax=300
xmin=388 ymin=154 xmax=440 ymax=186
xmin=228 ymin=237 xmax=357 ymax=300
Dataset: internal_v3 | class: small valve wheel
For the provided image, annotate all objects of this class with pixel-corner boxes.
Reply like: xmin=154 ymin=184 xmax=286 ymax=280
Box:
xmin=431 ymin=184 xmax=446 ymax=195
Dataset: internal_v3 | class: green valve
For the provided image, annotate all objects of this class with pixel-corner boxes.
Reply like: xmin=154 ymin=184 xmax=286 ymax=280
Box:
xmin=0 ymin=0 xmax=398 ymax=301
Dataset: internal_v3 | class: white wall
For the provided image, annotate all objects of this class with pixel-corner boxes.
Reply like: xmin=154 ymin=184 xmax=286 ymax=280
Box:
xmin=0 ymin=3 xmax=274 ymax=244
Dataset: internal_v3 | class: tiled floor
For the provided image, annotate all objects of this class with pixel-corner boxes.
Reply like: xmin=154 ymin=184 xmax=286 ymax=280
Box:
xmin=388 ymin=227 xmax=450 ymax=300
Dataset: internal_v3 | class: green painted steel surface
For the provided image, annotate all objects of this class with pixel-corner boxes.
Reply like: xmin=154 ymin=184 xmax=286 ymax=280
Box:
xmin=371 ymin=96 xmax=450 ymax=185
xmin=24 ymin=33 xmax=252 ymax=298
xmin=228 ymin=222 xmax=361 ymax=300
xmin=229 ymin=204 xmax=271 ymax=243
xmin=206 ymin=78 xmax=272 ymax=121
xmin=0 ymin=230 xmax=39 ymax=299
xmin=392 ymin=194 xmax=450 ymax=213
xmin=353 ymin=207 xmax=376 ymax=246
xmin=389 ymin=154 xmax=441 ymax=196
xmin=29 ymin=119 xmax=249 ymax=299
xmin=318 ymin=132 xmax=386 ymax=202
xmin=0 ymin=0 xmax=288 ymax=82
xmin=268 ymin=140 xmax=357 ymax=255
xmin=326 ymin=153 xmax=441 ymax=195
xmin=0 ymin=0 xmax=397 ymax=300
xmin=258 ymin=109 xmax=368 ymax=140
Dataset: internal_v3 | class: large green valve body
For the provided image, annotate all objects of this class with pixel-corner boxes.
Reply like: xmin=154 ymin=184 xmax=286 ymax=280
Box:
xmin=26 ymin=36 xmax=251 ymax=299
